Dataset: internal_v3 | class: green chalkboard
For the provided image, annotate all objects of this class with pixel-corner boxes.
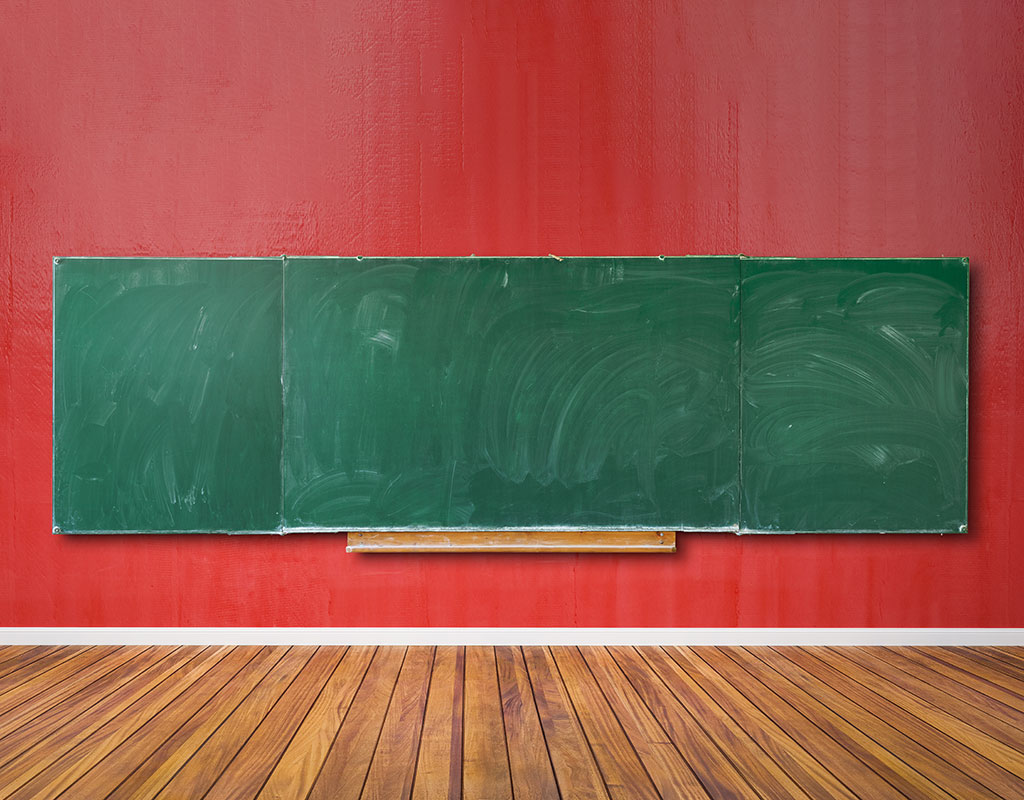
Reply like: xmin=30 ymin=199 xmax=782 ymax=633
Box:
xmin=283 ymin=257 xmax=740 ymax=530
xmin=740 ymin=258 xmax=968 ymax=533
xmin=53 ymin=258 xmax=283 ymax=533
xmin=52 ymin=255 xmax=968 ymax=535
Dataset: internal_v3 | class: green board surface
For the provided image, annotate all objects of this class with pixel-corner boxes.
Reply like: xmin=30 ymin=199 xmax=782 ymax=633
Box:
xmin=740 ymin=258 xmax=968 ymax=532
xmin=53 ymin=258 xmax=283 ymax=532
xmin=52 ymin=256 xmax=968 ymax=535
xmin=283 ymin=257 xmax=740 ymax=530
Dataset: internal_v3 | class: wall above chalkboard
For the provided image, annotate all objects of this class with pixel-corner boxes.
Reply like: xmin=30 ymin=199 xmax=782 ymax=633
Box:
xmin=53 ymin=256 xmax=968 ymax=540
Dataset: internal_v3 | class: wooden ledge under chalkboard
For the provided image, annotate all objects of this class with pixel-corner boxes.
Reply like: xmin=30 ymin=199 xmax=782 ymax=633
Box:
xmin=346 ymin=531 xmax=676 ymax=553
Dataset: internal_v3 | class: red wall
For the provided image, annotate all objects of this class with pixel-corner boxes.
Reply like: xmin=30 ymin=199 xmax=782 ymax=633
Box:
xmin=2 ymin=0 xmax=1021 ymax=628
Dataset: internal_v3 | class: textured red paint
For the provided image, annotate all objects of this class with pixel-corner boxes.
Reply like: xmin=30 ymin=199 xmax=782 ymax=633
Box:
xmin=1 ymin=0 xmax=1022 ymax=627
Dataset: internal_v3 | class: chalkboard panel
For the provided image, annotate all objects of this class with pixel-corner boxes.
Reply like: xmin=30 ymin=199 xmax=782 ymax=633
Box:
xmin=52 ymin=255 xmax=969 ymax=536
xmin=283 ymin=257 xmax=741 ymax=530
xmin=740 ymin=258 xmax=968 ymax=533
xmin=53 ymin=258 xmax=283 ymax=533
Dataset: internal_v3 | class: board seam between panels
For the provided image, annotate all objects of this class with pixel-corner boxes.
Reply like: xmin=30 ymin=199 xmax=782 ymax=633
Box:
xmin=964 ymin=257 xmax=970 ymax=533
xmin=51 ymin=256 xmax=57 ymax=533
xmin=279 ymin=255 xmax=287 ymax=533
xmin=737 ymin=256 xmax=745 ymax=533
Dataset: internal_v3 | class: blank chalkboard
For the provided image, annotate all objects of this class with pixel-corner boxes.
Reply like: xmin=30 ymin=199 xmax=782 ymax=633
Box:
xmin=53 ymin=258 xmax=283 ymax=533
xmin=283 ymin=257 xmax=739 ymax=530
xmin=740 ymin=258 xmax=968 ymax=533
xmin=52 ymin=255 xmax=968 ymax=535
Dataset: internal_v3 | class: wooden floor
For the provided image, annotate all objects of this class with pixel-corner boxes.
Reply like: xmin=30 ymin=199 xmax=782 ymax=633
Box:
xmin=0 ymin=646 xmax=1021 ymax=799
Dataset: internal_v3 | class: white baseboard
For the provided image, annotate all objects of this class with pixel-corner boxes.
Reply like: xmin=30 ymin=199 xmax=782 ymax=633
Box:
xmin=0 ymin=628 xmax=1020 ymax=646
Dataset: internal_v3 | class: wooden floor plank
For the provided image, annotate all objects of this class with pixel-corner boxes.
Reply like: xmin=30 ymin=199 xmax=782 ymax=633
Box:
xmin=0 ymin=646 xmax=174 ymax=747
xmin=524 ymin=646 xmax=610 ymax=799
xmin=2 ymin=645 xmax=234 ymax=800
xmin=718 ymin=647 xmax=954 ymax=800
xmin=413 ymin=646 xmax=466 ymax=800
xmin=610 ymin=646 xmax=755 ymax=800
xmin=692 ymin=647 xmax=902 ymax=799
xmin=48 ymin=647 xmax=268 ymax=798
xmin=985 ymin=646 xmax=1024 ymax=662
xmin=776 ymin=646 xmax=1024 ymax=799
xmin=203 ymin=646 xmax=347 ymax=800
xmin=151 ymin=647 xmax=317 ymax=800
xmin=104 ymin=646 xmax=291 ymax=800
xmin=67 ymin=646 xmax=280 ymax=800
xmin=258 ymin=646 xmax=372 ymax=800
xmin=838 ymin=646 xmax=1024 ymax=746
xmin=0 ymin=646 xmax=108 ymax=709
xmin=971 ymin=646 xmax=1024 ymax=674
xmin=361 ymin=647 xmax=435 ymax=800
xmin=752 ymin=647 xmax=1005 ymax=800
xmin=0 ymin=646 xmax=199 ymax=792
xmin=494 ymin=646 xmax=559 ymax=800
xmin=0 ymin=647 xmax=43 ymax=672
xmin=307 ymin=647 xmax=407 ymax=800
xmin=882 ymin=646 xmax=1024 ymax=720
xmin=0 ymin=645 xmax=139 ymax=729
xmin=667 ymin=648 xmax=859 ymax=800
xmin=463 ymin=646 xmax=514 ymax=800
xmin=816 ymin=647 xmax=1024 ymax=778
xmin=551 ymin=646 xmax=661 ymax=800
xmin=638 ymin=647 xmax=814 ymax=800
xmin=0 ymin=646 xmax=90 ymax=695
xmin=0 ymin=647 xmax=53 ymax=681
xmin=0 ymin=644 xmax=1018 ymax=800
xmin=922 ymin=646 xmax=1024 ymax=697
xmin=580 ymin=648 xmax=711 ymax=800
